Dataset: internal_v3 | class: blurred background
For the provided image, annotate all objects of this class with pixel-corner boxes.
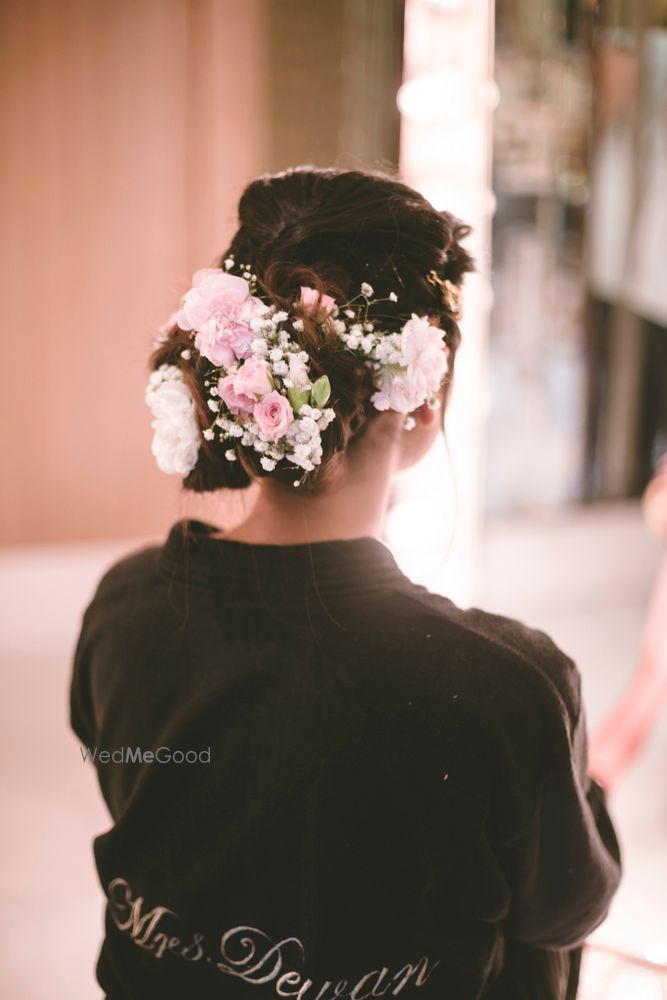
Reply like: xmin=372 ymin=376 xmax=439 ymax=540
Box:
xmin=1 ymin=0 xmax=666 ymax=997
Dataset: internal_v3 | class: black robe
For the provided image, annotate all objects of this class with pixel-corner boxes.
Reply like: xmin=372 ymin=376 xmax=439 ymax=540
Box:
xmin=70 ymin=518 xmax=622 ymax=999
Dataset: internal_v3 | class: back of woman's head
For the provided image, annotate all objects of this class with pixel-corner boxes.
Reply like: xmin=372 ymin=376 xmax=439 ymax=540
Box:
xmin=149 ymin=165 xmax=474 ymax=493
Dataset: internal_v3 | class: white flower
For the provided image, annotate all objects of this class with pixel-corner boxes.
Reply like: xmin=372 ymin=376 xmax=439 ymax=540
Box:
xmin=224 ymin=449 xmax=237 ymax=461
xmin=273 ymin=310 xmax=288 ymax=323
xmin=361 ymin=282 xmax=374 ymax=297
xmin=389 ymin=291 xmax=398 ymax=302
xmin=292 ymin=319 xmax=304 ymax=332
xmin=203 ymin=427 xmax=215 ymax=441
xmin=251 ymin=337 xmax=269 ymax=354
xmin=260 ymin=456 xmax=276 ymax=471
xmin=224 ymin=257 xmax=235 ymax=271
xmin=369 ymin=369 xmax=415 ymax=413
xmin=180 ymin=348 xmax=192 ymax=360
xmin=370 ymin=315 xmax=448 ymax=413
xmin=286 ymin=351 xmax=310 ymax=388
xmin=145 ymin=365 xmax=201 ymax=475
xmin=401 ymin=313 xmax=448 ymax=383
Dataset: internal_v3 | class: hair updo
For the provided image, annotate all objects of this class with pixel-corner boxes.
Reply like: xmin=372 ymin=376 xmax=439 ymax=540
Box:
xmin=149 ymin=166 xmax=474 ymax=494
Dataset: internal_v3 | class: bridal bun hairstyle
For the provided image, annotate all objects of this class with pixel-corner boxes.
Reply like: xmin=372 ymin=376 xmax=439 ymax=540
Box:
xmin=149 ymin=166 xmax=474 ymax=494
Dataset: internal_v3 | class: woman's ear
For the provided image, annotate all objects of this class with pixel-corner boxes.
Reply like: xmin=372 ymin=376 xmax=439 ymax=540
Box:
xmin=397 ymin=399 xmax=444 ymax=471
xmin=412 ymin=400 xmax=441 ymax=427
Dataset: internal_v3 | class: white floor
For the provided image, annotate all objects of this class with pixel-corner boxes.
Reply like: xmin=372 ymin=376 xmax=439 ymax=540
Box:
xmin=0 ymin=501 xmax=665 ymax=998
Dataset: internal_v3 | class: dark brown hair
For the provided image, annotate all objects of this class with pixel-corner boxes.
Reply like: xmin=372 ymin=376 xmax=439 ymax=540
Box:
xmin=149 ymin=165 xmax=474 ymax=493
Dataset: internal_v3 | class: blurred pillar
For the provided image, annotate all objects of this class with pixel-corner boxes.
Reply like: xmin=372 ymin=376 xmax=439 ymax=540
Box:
xmin=390 ymin=0 xmax=495 ymax=604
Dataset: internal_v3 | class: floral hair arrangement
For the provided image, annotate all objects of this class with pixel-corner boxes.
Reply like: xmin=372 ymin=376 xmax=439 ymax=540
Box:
xmin=146 ymin=257 xmax=453 ymax=486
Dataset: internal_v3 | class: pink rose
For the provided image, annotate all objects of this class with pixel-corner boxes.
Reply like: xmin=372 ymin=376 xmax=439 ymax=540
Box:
xmin=175 ymin=268 xmax=268 ymax=366
xmin=218 ymin=372 xmax=255 ymax=413
xmin=253 ymin=391 xmax=294 ymax=441
xmin=218 ymin=357 xmax=272 ymax=413
xmin=233 ymin=357 xmax=272 ymax=398
xmin=299 ymin=286 xmax=337 ymax=316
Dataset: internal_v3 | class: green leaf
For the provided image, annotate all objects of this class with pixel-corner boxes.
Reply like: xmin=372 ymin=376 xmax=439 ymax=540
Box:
xmin=310 ymin=375 xmax=331 ymax=408
xmin=288 ymin=385 xmax=311 ymax=411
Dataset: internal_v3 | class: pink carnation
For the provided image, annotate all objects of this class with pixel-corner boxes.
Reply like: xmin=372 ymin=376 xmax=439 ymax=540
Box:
xmin=400 ymin=314 xmax=447 ymax=380
xmin=299 ymin=286 xmax=337 ymax=316
xmin=175 ymin=268 xmax=268 ymax=367
xmin=370 ymin=371 xmax=416 ymax=413
xmin=371 ymin=315 xmax=448 ymax=413
xmin=253 ymin=391 xmax=294 ymax=441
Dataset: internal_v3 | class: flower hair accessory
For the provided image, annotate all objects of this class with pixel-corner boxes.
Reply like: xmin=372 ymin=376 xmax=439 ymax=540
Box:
xmin=147 ymin=257 xmax=454 ymax=485
xmin=427 ymin=269 xmax=463 ymax=318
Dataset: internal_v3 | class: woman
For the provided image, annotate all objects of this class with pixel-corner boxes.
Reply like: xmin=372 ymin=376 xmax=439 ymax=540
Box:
xmin=71 ymin=167 xmax=622 ymax=999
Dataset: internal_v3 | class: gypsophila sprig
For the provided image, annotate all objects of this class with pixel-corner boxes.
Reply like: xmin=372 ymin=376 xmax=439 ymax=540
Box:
xmin=147 ymin=257 xmax=453 ymax=480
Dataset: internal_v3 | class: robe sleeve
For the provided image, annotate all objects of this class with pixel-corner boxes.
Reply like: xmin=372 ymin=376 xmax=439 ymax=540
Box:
xmin=498 ymin=667 xmax=623 ymax=950
xmin=70 ymin=603 xmax=97 ymax=750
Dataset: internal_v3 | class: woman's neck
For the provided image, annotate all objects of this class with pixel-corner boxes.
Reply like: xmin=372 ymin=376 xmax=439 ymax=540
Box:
xmin=218 ymin=430 xmax=400 ymax=545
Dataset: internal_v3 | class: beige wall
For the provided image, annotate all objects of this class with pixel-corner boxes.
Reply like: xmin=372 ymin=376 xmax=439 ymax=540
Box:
xmin=1 ymin=0 xmax=402 ymax=545
xmin=1 ymin=0 xmax=267 ymax=544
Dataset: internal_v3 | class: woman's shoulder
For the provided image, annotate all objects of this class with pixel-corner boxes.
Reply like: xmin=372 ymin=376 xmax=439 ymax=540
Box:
xmin=356 ymin=579 xmax=582 ymax=734
xmin=86 ymin=541 xmax=163 ymax=612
